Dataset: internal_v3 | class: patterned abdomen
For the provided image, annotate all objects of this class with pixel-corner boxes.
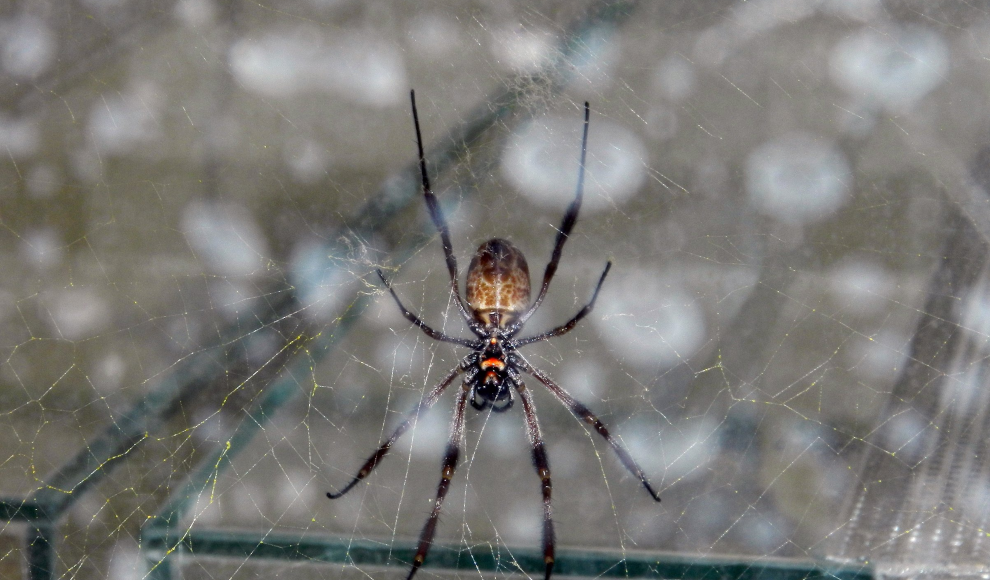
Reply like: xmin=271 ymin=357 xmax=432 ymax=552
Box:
xmin=465 ymin=238 xmax=531 ymax=327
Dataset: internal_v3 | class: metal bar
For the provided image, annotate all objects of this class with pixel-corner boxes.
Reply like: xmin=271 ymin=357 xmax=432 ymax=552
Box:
xmin=141 ymin=527 xmax=871 ymax=580
xmin=26 ymin=523 xmax=54 ymax=580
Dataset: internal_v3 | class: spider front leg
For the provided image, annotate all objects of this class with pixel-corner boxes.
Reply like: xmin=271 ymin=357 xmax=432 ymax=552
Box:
xmin=515 ymin=379 xmax=556 ymax=580
xmin=408 ymin=90 xmax=477 ymax=329
xmin=326 ymin=363 xmax=465 ymax=499
xmin=377 ymin=269 xmax=476 ymax=348
xmin=515 ymin=101 xmax=592 ymax=328
xmin=512 ymin=261 xmax=611 ymax=346
xmin=518 ymin=357 xmax=661 ymax=502
xmin=406 ymin=386 xmax=469 ymax=580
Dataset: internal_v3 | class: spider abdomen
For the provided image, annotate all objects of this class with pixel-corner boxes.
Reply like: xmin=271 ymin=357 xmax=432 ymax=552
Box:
xmin=465 ymin=238 xmax=531 ymax=327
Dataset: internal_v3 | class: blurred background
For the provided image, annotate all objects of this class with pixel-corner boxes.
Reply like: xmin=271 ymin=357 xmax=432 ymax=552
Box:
xmin=2 ymin=0 xmax=990 ymax=579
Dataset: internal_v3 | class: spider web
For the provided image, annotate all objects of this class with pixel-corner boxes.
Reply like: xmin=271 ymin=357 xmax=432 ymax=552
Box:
xmin=1 ymin=1 xmax=989 ymax=580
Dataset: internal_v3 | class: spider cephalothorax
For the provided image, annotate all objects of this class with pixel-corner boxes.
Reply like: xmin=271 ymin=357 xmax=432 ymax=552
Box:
xmin=327 ymin=91 xmax=660 ymax=580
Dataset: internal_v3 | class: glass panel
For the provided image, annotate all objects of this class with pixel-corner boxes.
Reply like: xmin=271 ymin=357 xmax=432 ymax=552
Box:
xmin=3 ymin=1 xmax=990 ymax=580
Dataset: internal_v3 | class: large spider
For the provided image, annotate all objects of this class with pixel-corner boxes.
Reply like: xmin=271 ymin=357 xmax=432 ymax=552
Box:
xmin=327 ymin=91 xmax=661 ymax=580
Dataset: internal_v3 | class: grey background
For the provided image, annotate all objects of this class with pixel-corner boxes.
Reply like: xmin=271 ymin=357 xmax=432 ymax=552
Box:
xmin=1 ymin=1 xmax=988 ymax=579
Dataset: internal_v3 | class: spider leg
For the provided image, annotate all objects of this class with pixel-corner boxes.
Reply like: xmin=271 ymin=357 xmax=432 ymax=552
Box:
xmin=512 ymin=261 xmax=611 ymax=347
xmin=327 ymin=364 xmax=465 ymax=499
xmin=516 ymin=380 xmax=556 ymax=580
xmin=406 ymin=386 xmax=469 ymax=580
xmin=515 ymin=101 xmax=591 ymax=328
xmin=377 ymin=269 xmax=477 ymax=348
xmin=518 ymin=358 xmax=662 ymax=502
xmin=409 ymin=90 xmax=477 ymax=330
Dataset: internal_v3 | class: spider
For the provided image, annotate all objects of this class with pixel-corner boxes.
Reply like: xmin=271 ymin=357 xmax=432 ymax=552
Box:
xmin=327 ymin=90 xmax=661 ymax=580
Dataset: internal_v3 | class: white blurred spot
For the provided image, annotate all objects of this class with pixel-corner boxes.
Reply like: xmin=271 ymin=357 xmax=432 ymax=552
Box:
xmin=406 ymin=407 xmax=447 ymax=458
xmin=945 ymin=366 xmax=984 ymax=419
xmin=47 ymin=287 xmax=111 ymax=341
xmin=327 ymin=365 xmax=369 ymax=405
xmin=655 ymin=56 xmax=696 ymax=102
xmin=594 ymin=271 xmax=706 ymax=369
xmin=88 ymin=86 xmax=162 ymax=154
xmin=568 ymin=26 xmax=618 ymax=90
xmin=678 ymin=493 xmax=730 ymax=549
xmin=502 ymin=116 xmax=646 ymax=212
xmin=963 ymin=480 xmax=990 ymax=517
xmin=229 ymin=30 xmax=406 ymax=106
xmin=81 ymin=0 xmax=128 ymax=10
xmin=206 ymin=280 xmax=255 ymax=318
xmin=734 ymin=0 xmax=817 ymax=39
xmin=738 ymin=513 xmax=786 ymax=552
xmin=284 ymin=138 xmax=329 ymax=184
xmin=166 ymin=314 xmax=202 ymax=353
xmin=275 ymin=469 xmax=318 ymax=517
xmin=745 ymin=133 xmax=851 ymax=225
xmin=230 ymin=480 xmax=266 ymax=520
xmin=242 ymin=327 xmax=281 ymax=366
xmin=965 ymin=289 xmax=990 ymax=354
xmin=692 ymin=0 xmax=818 ymax=66
xmin=833 ymin=99 xmax=877 ymax=138
xmin=491 ymin=26 xmax=554 ymax=73
xmin=95 ymin=352 xmax=127 ymax=395
xmin=882 ymin=410 xmax=929 ymax=462
xmin=21 ymin=227 xmax=63 ymax=271
xmin=181 ymin=201 xmax=270 ymax=277
xmin=407 ymin=14 xmax=463 ymax=57
xmin=829 ymin=26 xmax=948 ymax=111
xmin=1 ymin=15 xmax=56 ymax=79
xmin=375 ymin=334 xmax=421 ymax=382
xmin=188 ymin=493 xmax=221 ymax=526
xmin=692 ymin=27 xmax=734 ymax=68
xmin=26 ymin=164 xmax=61 ymax=199
xmin=849 ymin=330 xmax=908 ymax=381
xmin=290 ymin=241 xmax=354 ymax=322
xmin=627 ymin=417 xmax=719 ymax=482
xmin=202 ymin=114 xmax=244 ymax=156
xmin=559 ymin=358 xmax=606 ymax=400
xmin=174 ymin=0 xmax=217 ymax=28
xmin=483 ymin=415 xmax=525 ymax=459
xmin=828 ymin=260 xmax=896 ymax=314
xmin=106 ymin=544 xmax=145 ymax=580
xmin=643 ymin=104 xmax=678 ymax=142
xmin=499 ymin=500 xmax=541 ymax=544
xmin=820 ymin=0 xmax=881 ymax=21
xmin=69 ymin=146 xmax=104 ymax=183
xmin=0 ymin=115 xmax=40 ymax=158
xmin=305 ymin=0 xmax=346 ymax=8
xmin=548 ymin=439 xmax=582 ymax=479
xmin=190 ymin=408 xmax=230 ymax=444
xmin=0 ymin=290 xmax=14 ymax=326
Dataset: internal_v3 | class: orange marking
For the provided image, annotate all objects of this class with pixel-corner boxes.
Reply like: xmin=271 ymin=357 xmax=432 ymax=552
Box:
xmin=480 ymin=358 xmax=506 ymax=371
